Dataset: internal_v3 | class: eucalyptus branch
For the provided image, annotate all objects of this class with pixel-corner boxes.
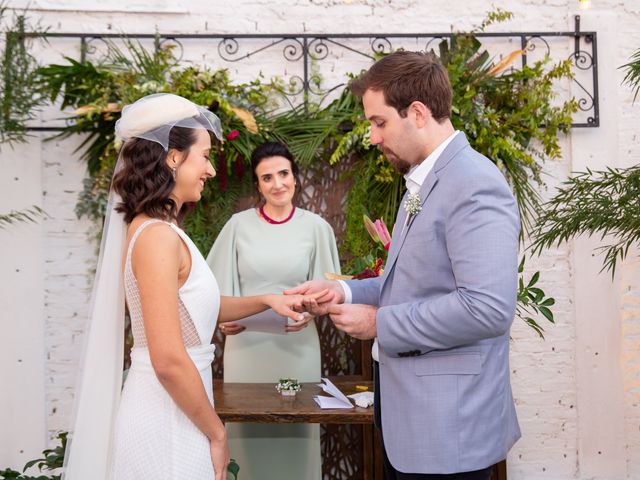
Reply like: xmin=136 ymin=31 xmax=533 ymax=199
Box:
xmin=531 ymin=165 xmax=640 ymax=276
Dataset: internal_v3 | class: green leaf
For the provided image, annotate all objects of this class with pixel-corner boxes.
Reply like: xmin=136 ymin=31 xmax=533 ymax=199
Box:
xmin=539 ymin=306 xmax=555 ymax=323
xmin=227 ymin=459 xmax=240 ymax=479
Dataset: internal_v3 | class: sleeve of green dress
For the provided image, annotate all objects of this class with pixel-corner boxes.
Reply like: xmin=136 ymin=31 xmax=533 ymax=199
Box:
xmin=309 ymin=217 xmax=341 ymax=280
xmin=205 ymin=215 xmax=241 ymax=296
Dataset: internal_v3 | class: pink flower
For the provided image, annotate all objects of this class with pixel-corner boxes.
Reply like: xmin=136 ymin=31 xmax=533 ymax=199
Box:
xmin=374 ymin=219 xmax=391 ymax=251
xmin=363 ymin=215 xmax=379 ymax=243
xmin=363 ymin=215 xmax=391 ymax=251
xmin=227 ymin=130 xmax=240 ymax=141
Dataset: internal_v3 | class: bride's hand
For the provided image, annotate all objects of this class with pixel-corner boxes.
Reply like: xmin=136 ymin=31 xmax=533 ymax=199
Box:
xmin=210 ymin=435 xmax=229 ymax=480
xmin=266 ymin=290 xmax=328 ymax=320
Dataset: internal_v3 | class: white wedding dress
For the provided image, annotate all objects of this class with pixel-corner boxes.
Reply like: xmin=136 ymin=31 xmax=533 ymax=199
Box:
xmin=110 ymin=219 xmax=220 ymax=479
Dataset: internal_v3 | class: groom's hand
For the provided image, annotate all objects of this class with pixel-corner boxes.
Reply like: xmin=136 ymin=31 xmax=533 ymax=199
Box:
xmin=285 ymin=280 xmax=345 ymax=316
xmin=328 ymin=304 xmax=377 ymax=340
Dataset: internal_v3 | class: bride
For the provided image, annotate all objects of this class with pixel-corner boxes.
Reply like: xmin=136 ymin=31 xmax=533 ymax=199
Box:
xmin=62 ymin=93 xmax=324 ymax=480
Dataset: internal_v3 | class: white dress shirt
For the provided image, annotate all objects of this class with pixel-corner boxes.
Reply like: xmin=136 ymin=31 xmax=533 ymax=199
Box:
xmin=339 ymin=130 xmax=460 ymax=361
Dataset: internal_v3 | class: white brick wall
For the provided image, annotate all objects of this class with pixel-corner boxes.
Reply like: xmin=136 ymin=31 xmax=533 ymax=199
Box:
xmin=2 ymin=1 xmax=639 ymax=478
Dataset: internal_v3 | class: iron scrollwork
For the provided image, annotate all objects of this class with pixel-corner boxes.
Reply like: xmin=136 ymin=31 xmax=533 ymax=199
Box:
xmin=29 ymin=16 xmax=600 ymax=127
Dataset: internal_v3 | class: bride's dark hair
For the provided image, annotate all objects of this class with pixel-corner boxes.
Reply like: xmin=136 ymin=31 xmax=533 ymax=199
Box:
xmin=112 ymin=126 xmax=203 ymax=224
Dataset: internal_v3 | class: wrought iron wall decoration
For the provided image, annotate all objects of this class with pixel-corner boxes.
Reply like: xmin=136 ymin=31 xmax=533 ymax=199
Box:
xmin=26 ymin=14 xmax=598 ymax=128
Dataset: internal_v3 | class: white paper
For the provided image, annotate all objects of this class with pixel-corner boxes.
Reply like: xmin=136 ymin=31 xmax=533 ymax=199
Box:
xmin=313 ymin=377 xmax=354 ymax=409
xmin=347 ymin=391 xmax=374 ymax=408
xmin=234 ymin=309 xmax=289 ymax=335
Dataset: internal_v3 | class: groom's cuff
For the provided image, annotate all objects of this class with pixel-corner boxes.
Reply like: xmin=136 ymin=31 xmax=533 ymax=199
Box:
xmin=336 ymin=280 xmax=352 ymax=304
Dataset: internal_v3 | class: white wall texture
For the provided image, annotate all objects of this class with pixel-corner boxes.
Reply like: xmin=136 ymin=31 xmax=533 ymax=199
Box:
xmin=1 ymin=1 xmax=639 ymax=478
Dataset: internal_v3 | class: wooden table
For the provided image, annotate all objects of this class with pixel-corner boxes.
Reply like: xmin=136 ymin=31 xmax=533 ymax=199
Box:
xmin=213 ymin=378 xmax=374 ymax=424
xmin=213 ymin=379 xmax=507 ymax=480
xmin=213 ymin=378 xmax=381 ymax=479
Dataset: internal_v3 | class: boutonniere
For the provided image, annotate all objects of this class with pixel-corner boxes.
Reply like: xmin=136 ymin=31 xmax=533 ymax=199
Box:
xmin=404 ymin=192 xmax=422 ymax=217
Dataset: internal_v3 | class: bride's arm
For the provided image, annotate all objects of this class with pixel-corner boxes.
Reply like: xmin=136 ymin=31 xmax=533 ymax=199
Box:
xmin=218 ymin=290 xmax=329 ymax=324
xmin=133 ymin=224 xmax=227 ymax=446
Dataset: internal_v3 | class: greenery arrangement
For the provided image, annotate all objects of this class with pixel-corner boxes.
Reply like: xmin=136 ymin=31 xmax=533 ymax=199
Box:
xmin=532 ymin=165 xmax=640 ymax=276
xmin=531 ymin=47 xmax=640 ymax=276
xmin=621 ymin=47 xmax=640 ymax=102
xmin=0 ymin=2 xmax=46 ymax=147
xmin=0 ymin=433 xmax=65 ymax=480
xmin=0 ymin=4 xmax=48 ymax=228
xmin=0 ymin=432 xmax=239 ymax=480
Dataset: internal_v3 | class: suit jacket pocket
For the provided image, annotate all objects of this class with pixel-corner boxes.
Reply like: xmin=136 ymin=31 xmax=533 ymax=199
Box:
xmin=413 ymin=352 xmax=482 ymax=376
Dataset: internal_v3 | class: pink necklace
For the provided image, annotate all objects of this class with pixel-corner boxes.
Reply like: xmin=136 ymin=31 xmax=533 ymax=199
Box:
xmin=259 ymin=205 xmax=296 ymax=225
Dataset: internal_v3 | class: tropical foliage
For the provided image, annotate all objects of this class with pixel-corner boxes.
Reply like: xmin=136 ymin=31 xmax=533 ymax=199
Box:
xmin=532 ymin=165 xmax=640 ymax=276
xmin=0 ymin=206 xmax=46 ymax=229
xmin=3 ymin=10 xmax=569 ymax=335
xmin=621 ymin=47 xmax=640 ymax=102
xmin=0 ymin=2 xmax=47 ymax=146
xmin=531 ymin=47 xmax=640 ymax=276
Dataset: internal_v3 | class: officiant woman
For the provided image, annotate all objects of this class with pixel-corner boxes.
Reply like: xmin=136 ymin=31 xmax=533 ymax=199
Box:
xmin=206 ymin=140 xmax=341 ymax=479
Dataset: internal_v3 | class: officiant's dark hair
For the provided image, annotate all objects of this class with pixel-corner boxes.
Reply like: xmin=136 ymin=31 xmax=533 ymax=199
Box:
xmin=349 ymin=50 xmax=452 ymax=123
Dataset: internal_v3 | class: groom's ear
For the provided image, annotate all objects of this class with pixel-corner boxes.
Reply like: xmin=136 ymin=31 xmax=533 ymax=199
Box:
xmin=408 ymin=101 xmax=431 ymax=128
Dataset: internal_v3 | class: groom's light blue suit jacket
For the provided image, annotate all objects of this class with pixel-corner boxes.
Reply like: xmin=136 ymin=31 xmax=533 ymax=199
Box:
xmin=346 ymin=133 xmax=521 ymax=474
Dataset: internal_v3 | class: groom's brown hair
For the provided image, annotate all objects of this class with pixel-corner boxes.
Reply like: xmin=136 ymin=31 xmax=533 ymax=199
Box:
xmin=349 ymin=50 xmax=452 ymax=123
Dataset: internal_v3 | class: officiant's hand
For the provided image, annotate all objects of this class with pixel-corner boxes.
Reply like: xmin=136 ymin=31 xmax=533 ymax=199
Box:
xmin=285 ymin=311 xmax=315 ymax=333
xmin=218 ymin=322 xmax=246 ymax=335
xmin=285 ymin=280 xmax=344 ymax=316
xmin=328 ymin=304 xmax=378 ymax=340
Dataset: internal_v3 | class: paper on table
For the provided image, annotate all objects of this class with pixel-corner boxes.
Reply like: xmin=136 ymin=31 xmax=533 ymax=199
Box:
xmin=234 ymin=309 xmax=289 ymax=335
xmin=347 ymin=391 xmax=374 ymax=408
xmin=314 ymin=377 xmax=354 ymax=409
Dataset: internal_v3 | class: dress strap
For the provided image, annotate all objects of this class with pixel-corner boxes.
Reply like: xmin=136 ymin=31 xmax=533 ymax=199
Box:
xmin=126 ymin=219 xmax=171 ymax=264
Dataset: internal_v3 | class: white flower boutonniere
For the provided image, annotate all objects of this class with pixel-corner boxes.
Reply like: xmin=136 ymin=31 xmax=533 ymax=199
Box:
xmin=404 ymin=192 xmax=422 ymax=217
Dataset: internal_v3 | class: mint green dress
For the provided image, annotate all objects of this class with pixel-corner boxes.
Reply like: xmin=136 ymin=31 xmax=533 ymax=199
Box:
xmin=206 ymin=208 xmax=341 ymax=480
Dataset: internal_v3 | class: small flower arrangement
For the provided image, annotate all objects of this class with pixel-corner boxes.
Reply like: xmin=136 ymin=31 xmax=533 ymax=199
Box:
xmin=276 ymin=378 xmax=302 ymax=396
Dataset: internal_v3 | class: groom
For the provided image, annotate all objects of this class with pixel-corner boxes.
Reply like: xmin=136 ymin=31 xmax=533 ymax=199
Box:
xmin=288 ymin=51 xmax=521 ymax=479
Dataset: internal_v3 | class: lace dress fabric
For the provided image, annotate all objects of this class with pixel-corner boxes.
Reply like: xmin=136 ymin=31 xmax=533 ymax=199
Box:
xmin=110 ymin=219 xmax=220 ymax=479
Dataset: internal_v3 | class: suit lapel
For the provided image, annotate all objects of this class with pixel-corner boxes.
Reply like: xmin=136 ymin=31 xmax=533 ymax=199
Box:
xmin=383 ymin=191 xmax=409 ymax=276
xmin=382 ymin=171 xmax=438 ymax=283
xmin=381 ymin=133 xmax=470 ymax=289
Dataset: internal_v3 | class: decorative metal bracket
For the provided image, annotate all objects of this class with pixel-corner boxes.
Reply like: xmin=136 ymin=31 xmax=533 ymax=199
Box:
xmin=24 ymin=15 xmax=598 ymax=128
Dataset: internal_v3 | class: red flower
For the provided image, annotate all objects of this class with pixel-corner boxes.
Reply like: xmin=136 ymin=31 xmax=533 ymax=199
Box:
xmin=227 ymin=130 xmax=240 ymax=141
xmin=353 ymin=258 xmax=384 ymax=279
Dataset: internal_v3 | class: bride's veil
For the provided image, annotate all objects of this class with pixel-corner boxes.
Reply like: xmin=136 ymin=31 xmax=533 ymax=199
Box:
xmin=62 ymin=93 xmax=222 ymax=479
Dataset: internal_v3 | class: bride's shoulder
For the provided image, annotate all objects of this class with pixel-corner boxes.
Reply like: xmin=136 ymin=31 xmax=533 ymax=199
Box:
xmin=128 ymin=216 xmax=178 ymax=247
